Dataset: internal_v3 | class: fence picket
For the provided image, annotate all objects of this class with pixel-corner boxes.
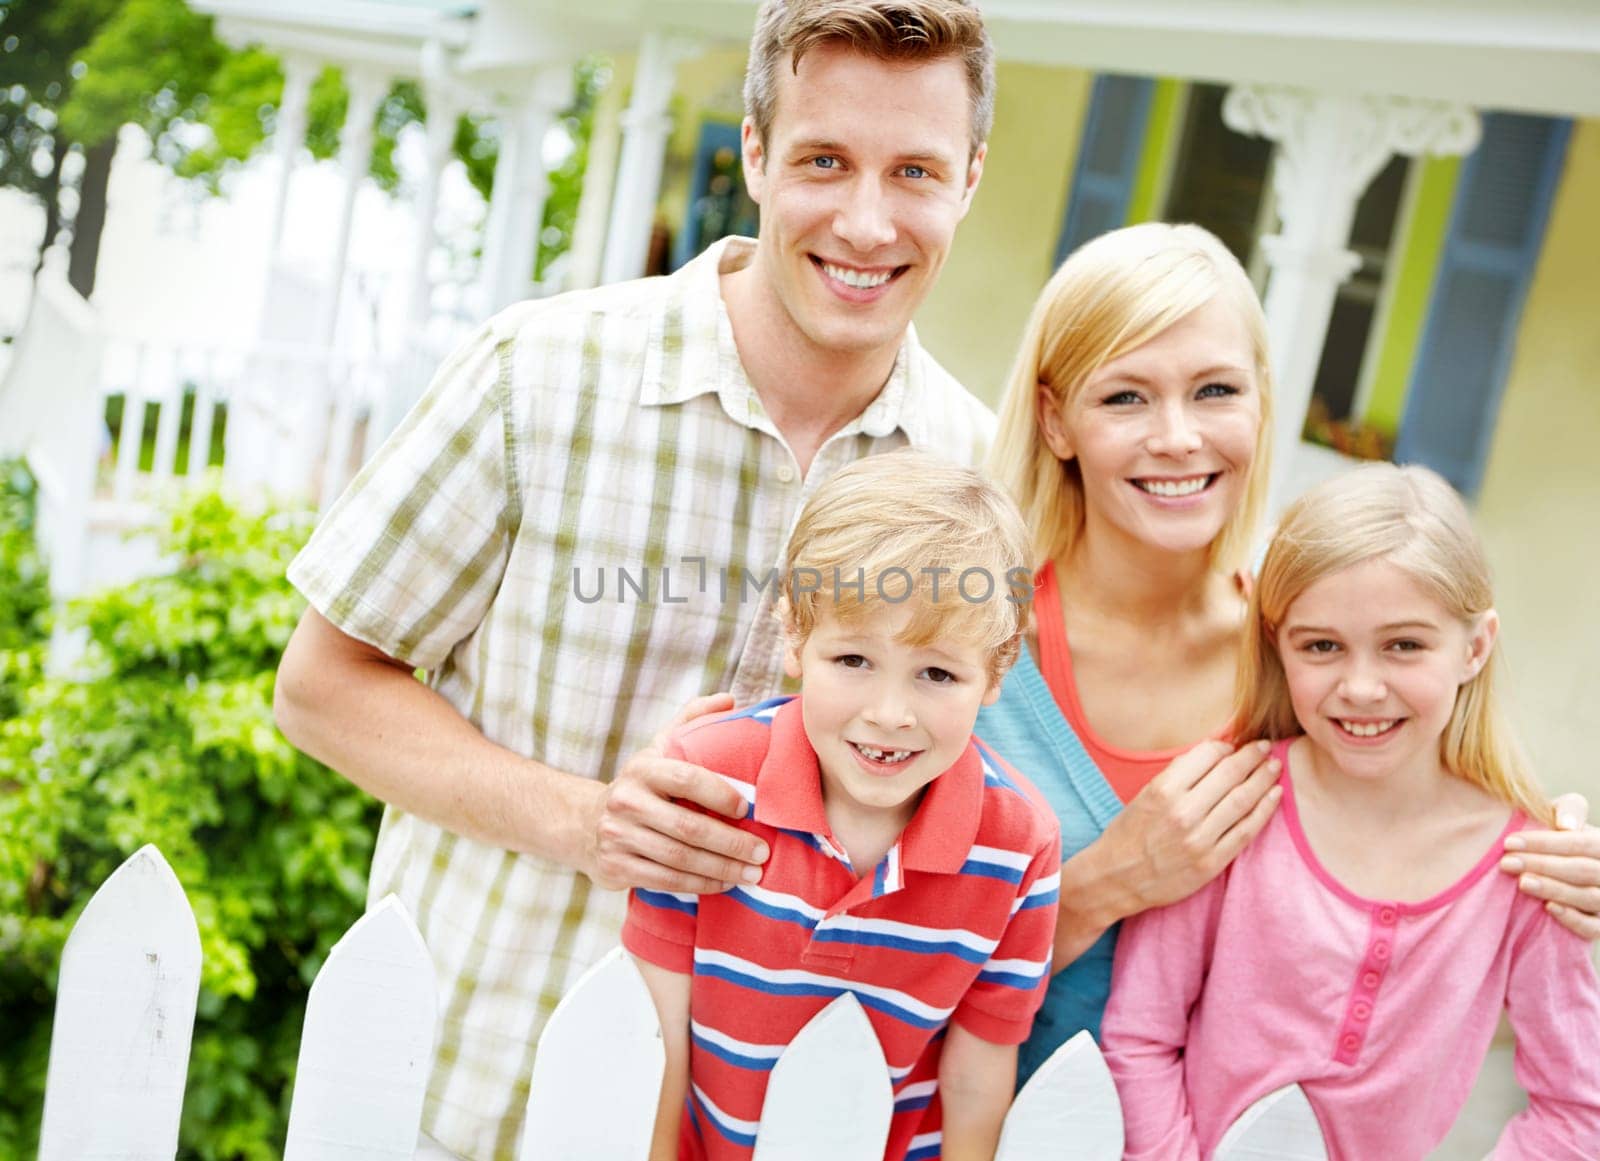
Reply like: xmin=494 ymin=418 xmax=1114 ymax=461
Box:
xmin=28 ymin=848 xmax=1340 ymax=1161
xmin=38 ymin=844 xmax=201 ymax=1161
xmin=997 ymin=1031 xmax=1123 ymax=1160
xmin=520 ymin=947 xmax=665 ymax=1161
xmin=282 ymin=895 xmax=438 ymax=1161
xmin=752 ymin=993 xmax=892 ymax=1161
xmin=1214 ymin=1083 xmax=1328 ymax=1160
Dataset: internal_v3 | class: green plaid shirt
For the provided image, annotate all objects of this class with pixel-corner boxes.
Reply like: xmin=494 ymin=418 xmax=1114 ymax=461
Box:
xmin=287 ymin=237 xmax=996 ymax=1159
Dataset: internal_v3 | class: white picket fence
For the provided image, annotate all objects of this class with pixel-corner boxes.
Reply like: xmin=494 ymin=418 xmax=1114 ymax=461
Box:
xmin=37 ymin=844 xmax=1330 ymax=1160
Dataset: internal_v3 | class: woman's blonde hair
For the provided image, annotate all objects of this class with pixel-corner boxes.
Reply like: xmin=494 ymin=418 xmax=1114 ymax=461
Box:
xmin=990 ymin=222 xmax=1274 ymax=573
xmin=1231 ymin=463 xmax=1548 ymax=821
xmin=780 ymin=450 xmax=1031 ymax=684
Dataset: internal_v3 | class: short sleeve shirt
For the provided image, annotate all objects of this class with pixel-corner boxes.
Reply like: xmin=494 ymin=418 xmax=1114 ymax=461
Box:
xmin=623 ymin=697 xmax=1061 ymax=1161
xmin=286 ymin=237 xmax=998 ymax=1160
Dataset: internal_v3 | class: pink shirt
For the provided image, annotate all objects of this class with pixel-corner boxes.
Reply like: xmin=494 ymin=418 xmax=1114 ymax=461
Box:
xmin=1101 ymin=740 xmax=1600 ymax=1160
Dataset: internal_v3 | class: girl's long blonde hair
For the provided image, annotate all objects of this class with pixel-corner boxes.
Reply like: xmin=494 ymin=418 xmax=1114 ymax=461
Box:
xmin=989 ymin=222 xmax=1274 ymax=573
xmin=1231 ymin=463 xmax=1548 ymax=822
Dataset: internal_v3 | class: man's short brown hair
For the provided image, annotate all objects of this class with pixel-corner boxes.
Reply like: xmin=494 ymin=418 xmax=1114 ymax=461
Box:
xmin=744 ymin=0 xmax=994 ymax=159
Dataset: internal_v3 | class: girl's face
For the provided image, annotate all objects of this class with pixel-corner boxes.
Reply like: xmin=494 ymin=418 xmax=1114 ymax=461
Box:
xmin=1276 ymin=558 xmax=1496 ymax=785
xmin=1037 ymin=295 xmax=1263 ymax=561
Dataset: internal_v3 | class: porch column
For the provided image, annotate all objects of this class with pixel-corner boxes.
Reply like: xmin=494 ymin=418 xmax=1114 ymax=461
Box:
xmin=1221 ymin=87 xmax=1480 ymax=509
xmin=478 ymin=64 xmax=575 ymax=312
xmin=268 ymin=53 xmax=318 ymax=256
xmin=600 ymin=33 xmax=699 ymax=285
xmin=321 ymin=67 xmax=390 ymax=348
xmin=407 ymin=77 xmax=466 ymax=332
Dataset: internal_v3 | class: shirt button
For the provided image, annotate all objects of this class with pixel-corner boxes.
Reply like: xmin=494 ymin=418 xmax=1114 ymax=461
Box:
xmin=1378 ymin=906 xmax=1398 ymax=925
xmin=1341 ymin=1033 xmax=1360 ymax=1052
xmin=1353 ymin=1001 xmax=1372 ymax=1021
xmin=1362 ymin=971 xmax=1380 ymax=989
xmin=1373 ymin=941 xmax=1391 ymax=961
xmin=776 ymin=464 xmax=796 ymax=484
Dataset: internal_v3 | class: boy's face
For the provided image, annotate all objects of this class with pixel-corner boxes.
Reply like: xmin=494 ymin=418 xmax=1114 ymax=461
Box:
xmin=784 ymin=603 xmax=1000 ymax=838
xmin=742 ymin=42 xmax=985 ymax=364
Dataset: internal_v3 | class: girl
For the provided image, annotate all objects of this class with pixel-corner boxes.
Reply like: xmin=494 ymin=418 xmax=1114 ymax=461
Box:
xmin=1100 ymin=463 xmax=1600 ymax=1159
xmin=974 ymin=222 xmax=1600 ymax=1087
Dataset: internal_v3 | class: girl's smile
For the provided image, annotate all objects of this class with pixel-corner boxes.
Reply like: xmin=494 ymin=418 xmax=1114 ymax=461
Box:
xmin=1277 ymin=558 xmax=1496 ymax=789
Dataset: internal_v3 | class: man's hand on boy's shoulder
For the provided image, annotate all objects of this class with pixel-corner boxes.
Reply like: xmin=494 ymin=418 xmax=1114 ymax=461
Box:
xmin=585 ymin=692 xmax=771 ymax=895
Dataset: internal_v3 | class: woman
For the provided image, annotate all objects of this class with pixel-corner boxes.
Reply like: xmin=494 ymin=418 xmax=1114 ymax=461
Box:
xmin=974 ymin=222 xmax=1600 ymax=1084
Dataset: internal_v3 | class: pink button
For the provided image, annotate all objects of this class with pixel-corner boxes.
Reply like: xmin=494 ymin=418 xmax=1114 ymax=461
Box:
xmin=1378 ymin=906 xmax=1398 ymax=925
xmin=1353 ymin=1000 xmax=1372 ymax=1021
xmin=1362 ymin=971 xmax=1380 ymax=989
xmin=1372 ymin=941 xmax=1391 ymax=961
xmin=1341 ymin=1033 xmax=1360 ymax=1052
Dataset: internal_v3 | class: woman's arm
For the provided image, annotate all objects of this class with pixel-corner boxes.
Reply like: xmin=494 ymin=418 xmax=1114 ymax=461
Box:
xmin=937 ymin=1025 xmax=1017 ymax=1161
xmin=1501 ymin=794 xmax=1600 ymax=941
xmin=1053 ymin=740 xmax=1281 ymax=968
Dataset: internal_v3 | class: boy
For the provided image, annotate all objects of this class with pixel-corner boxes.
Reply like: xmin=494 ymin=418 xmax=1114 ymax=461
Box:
xmin=622 ymin=452 xmax=1062 ymax=1161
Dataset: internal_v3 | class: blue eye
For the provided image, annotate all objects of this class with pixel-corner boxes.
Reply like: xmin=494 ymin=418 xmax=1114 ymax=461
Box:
xmin=811 ymin=156 xmax=839 ymax=170
xmin=1102 ymin=390 xmax=1141 ymax=406
xmin=1198 ymin=382 xmax=1240 ymax=399
xmin=902 ymin=164 xmax=929 ymax=179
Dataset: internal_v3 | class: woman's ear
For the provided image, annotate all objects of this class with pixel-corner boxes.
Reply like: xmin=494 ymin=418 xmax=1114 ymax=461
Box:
xmin=1036 ymin=383 xmax=1075 ymax=462
xmin=1462 ymin=609 xmax=1500 ymax=682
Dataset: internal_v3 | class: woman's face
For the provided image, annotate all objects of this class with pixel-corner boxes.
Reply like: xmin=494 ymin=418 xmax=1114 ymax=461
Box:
xmin=1038 ymin=295 xmax=1264 ymax=561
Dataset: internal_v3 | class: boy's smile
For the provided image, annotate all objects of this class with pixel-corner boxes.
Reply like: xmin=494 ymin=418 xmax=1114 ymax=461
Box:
xmin=784 ymin=604 xmax=1000 ymax=851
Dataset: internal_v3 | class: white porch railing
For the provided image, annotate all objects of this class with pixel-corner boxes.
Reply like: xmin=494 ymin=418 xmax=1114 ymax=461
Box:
xmin=0 ymin=272 xmax=444 ymax=598
xmin=36 ymin=845 xmax=1330 ymax=1161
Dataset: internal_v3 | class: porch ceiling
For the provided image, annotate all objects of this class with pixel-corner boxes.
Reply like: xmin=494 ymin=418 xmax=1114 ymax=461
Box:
xmin=475 ymin=0 xmax=1600 ymax=118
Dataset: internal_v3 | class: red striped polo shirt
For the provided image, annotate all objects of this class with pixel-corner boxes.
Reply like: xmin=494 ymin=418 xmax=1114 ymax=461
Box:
xmin=623 ymin=696 xmax=1062 ymax=1161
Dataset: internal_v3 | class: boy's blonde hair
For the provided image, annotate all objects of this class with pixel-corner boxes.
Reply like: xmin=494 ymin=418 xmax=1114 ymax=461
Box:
xmin=990 ymin=222 xmax=1274 ymax=574
xmin=744 ymin=0 xmax=995 ymax=159
xmin=781 ymin=450 xmax=1031 ymax=684
xmin=1231 ymin=463 xmax=1548 ymax=822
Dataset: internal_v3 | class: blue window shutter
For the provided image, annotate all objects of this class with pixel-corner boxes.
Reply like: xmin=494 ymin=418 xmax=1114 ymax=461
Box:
xmin=1054 ymin=75 xmax=1154 ymax=267
xmin=673 ymin=120 xmax=746 ymax=271
xmin=1394 ymin=113 xmax=1572 ymax=496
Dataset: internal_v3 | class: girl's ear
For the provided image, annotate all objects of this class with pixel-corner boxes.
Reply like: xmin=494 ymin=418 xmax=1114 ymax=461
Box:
xmin=1462 ymin=609 xmax=1499 ymax=682
xmin=1036 ymin=383 xmax=1075 ymax=462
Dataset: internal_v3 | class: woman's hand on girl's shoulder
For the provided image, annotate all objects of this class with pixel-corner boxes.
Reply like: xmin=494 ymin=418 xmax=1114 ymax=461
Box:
xmin=1100 ymin=739 xmax=1282 ymax=917
xmin=1501 ymin=793 xmax=1600 ymax=941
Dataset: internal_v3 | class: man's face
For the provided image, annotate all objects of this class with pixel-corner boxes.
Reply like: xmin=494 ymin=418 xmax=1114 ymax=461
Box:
xmin=742 ymin=43 xmax=985 ymax=362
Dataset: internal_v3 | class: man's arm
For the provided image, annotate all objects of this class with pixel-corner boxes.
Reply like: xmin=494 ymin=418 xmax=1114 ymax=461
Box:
xmin=274 ymin=608 xmax=768 ymax=892
xmin=1502 ymin=794 xmax=1600 ymax=941
xmin=937 ymin=1024 xmax=1015 ymax=1161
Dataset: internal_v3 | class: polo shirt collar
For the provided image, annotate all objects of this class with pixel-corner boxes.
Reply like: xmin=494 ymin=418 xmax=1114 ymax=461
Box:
xmin=753 ymin=698 xmax=982 ymax=877
xmin=636 ymin=237 xmax=932 ymax=448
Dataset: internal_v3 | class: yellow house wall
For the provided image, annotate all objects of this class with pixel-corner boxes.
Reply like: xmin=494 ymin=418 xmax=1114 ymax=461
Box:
xmin=914 ymin=63 xmax=1093 ymax=407
xmin=656 ymin=47 xmax=751 ymax=245
xmin=1475 ymin=117 xmax=1600 ymax=805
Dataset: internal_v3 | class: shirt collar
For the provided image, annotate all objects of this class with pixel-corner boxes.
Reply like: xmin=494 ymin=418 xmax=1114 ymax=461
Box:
xmin=753 ymin=697 xmax=982 ymax=875
xmin=637 ymin=237 xmax=931 ymax=448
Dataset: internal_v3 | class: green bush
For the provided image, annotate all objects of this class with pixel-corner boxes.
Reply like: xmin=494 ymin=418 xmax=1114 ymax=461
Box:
xmin=0 ymin=460 xmax=50 ymax=722
xmin=0 ymin=478 xmax=381 ymax=1160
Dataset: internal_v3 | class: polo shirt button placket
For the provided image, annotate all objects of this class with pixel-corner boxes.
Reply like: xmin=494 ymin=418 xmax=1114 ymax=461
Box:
xmin=1339 ymin=904 xmax=1400 ymax=1064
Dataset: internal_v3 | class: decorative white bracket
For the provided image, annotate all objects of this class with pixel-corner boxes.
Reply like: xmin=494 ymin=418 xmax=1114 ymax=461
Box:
xmin=1221 ymin=86 xmax=1481 ymax=512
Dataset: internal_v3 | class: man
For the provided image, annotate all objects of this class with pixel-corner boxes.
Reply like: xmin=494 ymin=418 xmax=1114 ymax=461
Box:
xmin=275 ymin=1 xmax=996 ymax=1156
